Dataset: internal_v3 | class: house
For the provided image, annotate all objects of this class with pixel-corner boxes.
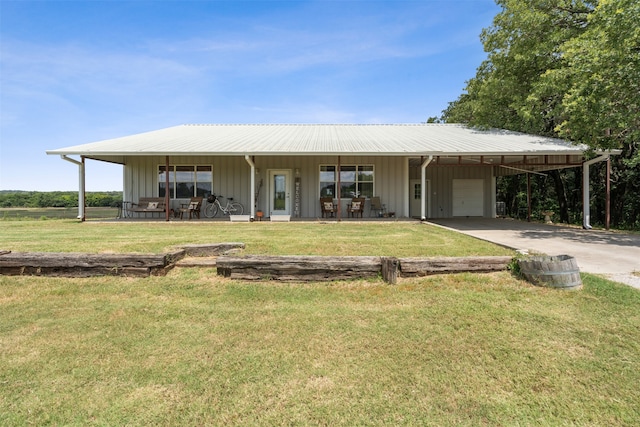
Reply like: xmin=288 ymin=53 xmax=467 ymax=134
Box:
xmin=47 ymin=123 xmax=615 ymax=226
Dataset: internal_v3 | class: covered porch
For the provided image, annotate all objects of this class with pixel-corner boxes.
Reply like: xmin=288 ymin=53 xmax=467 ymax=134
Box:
xmin=47 ymin=124 xmax=619 ymax=227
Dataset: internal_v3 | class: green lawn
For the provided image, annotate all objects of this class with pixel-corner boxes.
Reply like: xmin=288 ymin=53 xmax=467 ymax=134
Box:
xmin=0 ymin=220 xmax=513 ymax=256
xmin=1 ymin=221 xmax=639 ymax=426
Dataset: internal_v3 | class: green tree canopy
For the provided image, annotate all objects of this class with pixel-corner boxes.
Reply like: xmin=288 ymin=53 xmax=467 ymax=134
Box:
xmin=553 ymin=0 xmax=640 ymax=151
xmin=443 ymin=0 xmax=639 ymax=228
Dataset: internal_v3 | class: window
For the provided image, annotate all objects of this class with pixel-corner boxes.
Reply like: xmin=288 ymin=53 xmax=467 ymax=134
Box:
xmin=320 ymin=166 xmax=336 ymax=197
xmin=159 ymin=165 xmax=212 ymax=199
xmin=320 ymin=164 xmax=374 ymax=198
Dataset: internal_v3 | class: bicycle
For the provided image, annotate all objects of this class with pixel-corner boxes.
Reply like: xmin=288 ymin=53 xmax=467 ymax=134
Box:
xmin=203 ymin=194 xmax=244 ymax=218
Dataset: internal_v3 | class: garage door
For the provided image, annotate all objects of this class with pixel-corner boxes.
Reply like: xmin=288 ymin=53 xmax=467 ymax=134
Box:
xmin=453 ymin=179 xmax=484 ymax=217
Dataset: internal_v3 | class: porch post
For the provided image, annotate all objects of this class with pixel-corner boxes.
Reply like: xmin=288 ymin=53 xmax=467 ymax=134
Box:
xmin=60 ymin=155 xmax=86 ymax=221
xmin=245 ymin=155 xmax=256 ymax=220
xmin=165 ymin=156 xmax=170 ymax=221
xmin=337 ymin=156 xmax=341 ymax=221
xmin=420 ymin=155 xmax=433 ymax=221
xmin=80 ymin=156 xmax=86 ymax=221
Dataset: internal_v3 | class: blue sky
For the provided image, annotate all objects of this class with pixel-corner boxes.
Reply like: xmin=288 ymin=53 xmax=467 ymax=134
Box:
xmin=0 ymin=0 xmax=499 ymax=191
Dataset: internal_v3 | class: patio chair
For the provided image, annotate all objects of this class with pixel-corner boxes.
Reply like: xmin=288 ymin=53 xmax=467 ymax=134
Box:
xmin=348 ymin=198 xmax=365 ymax=218
xmin=369 ymin=196 xmax=386 ymax=217
xmin=179 ymin=196 xmax=203 ymax=219
xmin=320 ymin=197 xmax=336 ymax=218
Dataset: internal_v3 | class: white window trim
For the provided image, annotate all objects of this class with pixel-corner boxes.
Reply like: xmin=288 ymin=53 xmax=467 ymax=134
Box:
xmin=158 ymin=164 xmax=213 ymax=199
xmin=319 ymin=163 xmax=375 ymax=199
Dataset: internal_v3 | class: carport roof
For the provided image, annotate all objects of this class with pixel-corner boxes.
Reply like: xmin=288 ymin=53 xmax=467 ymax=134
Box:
xmin=47 ymin=123 xmax=592 ymax=158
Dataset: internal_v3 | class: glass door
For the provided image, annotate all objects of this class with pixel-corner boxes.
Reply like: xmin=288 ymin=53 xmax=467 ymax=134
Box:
xmin=269 ymin=170 xmax=291 ymax=216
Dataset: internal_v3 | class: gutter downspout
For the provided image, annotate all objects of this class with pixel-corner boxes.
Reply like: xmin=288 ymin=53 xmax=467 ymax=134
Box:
xmin=61 ymin=155 xmax=85 ymax=221
xmin=582 ymin=154 xmax=609 ymax=229
xmin=420 ymin=155 xmax=433 ymax=221
xmin=245 ymin=155 xmax=256 ymax=220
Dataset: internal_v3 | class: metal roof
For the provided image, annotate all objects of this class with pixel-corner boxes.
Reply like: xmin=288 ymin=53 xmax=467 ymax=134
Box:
xmin=47 ymin=123 xmax=590 ymax=157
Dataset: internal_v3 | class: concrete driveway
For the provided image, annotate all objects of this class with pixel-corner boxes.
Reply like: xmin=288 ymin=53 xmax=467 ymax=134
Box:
xmin=428 ymin=218 xmax=640 ymax=289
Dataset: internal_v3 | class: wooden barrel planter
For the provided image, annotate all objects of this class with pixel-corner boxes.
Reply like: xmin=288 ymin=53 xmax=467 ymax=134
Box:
xmin=518 ymin=255 xmax=582 ymax=290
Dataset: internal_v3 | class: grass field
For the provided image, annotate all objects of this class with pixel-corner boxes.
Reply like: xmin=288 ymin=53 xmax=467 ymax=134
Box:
xmin=1 ymin=220 xmax=639 ymax=425
xmin=0 ymin=220 xmax=514 ymax=256
xmin=0 ymin=207 xmax=119 ymax=220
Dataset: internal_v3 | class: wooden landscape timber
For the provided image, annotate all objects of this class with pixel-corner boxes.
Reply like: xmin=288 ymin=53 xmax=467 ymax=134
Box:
xmin=0 ymin=251 xmax=182 ymax=277
xmin=0 ymin=245 xmax=513 ymax=281
xmin=399 ymin=256 xmax=514 ymax=277
xmin=0 ymin=243 xmax=245 ymax=278
xmin=216 ymin=255 xmax=382 ymax=281
xmin=216 ymin=255 xmax=514 ymax=284
xmin=179 ymin=242 xmax=245 ymax=257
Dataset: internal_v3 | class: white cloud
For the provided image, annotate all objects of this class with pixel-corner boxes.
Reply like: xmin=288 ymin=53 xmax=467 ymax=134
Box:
xmin=2 ymin=39 xmax=199 ymax=91
xmin=0 ymin=0 xmax=499 ymax=190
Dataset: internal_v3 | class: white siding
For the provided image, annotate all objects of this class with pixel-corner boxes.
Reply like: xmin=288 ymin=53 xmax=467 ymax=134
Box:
xmin=123 ymin=155 xmax=497 ymax=219
xmin=253 ymin=156 xmax=407 ymax=218
xmin=124 ymin=155 xmax=411 ymax=218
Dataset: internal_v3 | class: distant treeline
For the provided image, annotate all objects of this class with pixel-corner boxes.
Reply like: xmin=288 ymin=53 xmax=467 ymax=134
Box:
xmin=0 ymin=191 xmax=123 ymax=208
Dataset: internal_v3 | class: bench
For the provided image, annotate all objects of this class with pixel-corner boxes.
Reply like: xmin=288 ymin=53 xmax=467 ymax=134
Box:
xmin=129 ymin=197 xmax=166 ymax=217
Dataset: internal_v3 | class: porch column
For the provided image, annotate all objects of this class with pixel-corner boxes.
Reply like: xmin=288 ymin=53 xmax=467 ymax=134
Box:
xmin=81 ymin=156 xmax=86 ymax=221
xmin=165 ymin=156 xmax=170 ymax=221
xmin=337 ymin=156 xmax=341 ymax=221
xmin=420 ymin=155 xmax=433 ymax=221
xmin=245 ymin=155 xmax=256 ymax=219
xmin=61 ymin=155 xmax=86 ymax=221
xmin=582 ymin=154 xmax=609 ymax=229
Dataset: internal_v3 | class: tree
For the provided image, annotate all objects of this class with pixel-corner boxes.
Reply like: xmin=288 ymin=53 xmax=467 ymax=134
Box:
xmin=553 ymin=0 xmax=640 ymax=227
xmin=442 ymin=0 xmax=639 ymax=228
xmin=554 ymin=0 xmax=639 ymax=151
xmin=444 ymin=0 xmax=595 ymax=223
xmin=0 ymin=191 xmax=124 ymax=208
xmin=445 ymin=0 xmax=595 ymax=134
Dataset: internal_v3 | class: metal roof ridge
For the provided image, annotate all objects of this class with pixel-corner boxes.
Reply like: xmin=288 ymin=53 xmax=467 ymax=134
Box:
xmin=180 ymin=123 xmax=458 ymax=127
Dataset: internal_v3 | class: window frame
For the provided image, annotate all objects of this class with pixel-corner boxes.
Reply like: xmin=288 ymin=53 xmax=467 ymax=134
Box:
xmin=319 ymin=163 xmax=375 ymax=199
xmin=158 ymin=164 xmax=213 ymax=199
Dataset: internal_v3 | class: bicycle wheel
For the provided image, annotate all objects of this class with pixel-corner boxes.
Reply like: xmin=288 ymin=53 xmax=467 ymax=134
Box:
xmin=228 ymin=202 xmax=244 ymax=215
xmin=204 ymin=202 xmax=218 ymax=218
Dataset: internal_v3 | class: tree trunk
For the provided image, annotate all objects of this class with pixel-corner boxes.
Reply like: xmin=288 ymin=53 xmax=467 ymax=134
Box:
xmin=549 ymin=170 xmax=569 ymax=223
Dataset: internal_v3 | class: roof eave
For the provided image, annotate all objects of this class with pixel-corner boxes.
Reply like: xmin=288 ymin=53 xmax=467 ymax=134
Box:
xmin=47 ymin=150 xmax=595 ymax=157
